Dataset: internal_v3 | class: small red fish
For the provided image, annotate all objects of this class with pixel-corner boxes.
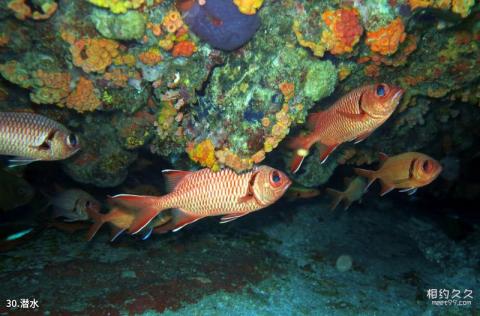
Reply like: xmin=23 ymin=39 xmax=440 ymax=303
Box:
xmin=355 ymin=152 xmax=442 ymax=196
xmin=325 ymin=176 xmax=367 ymax=211
xmin=285 ymin=184 xmax=321 ymax=201
xmin=288 ymin=84 xmax=403 ymax=173
xmin=107 ymin=165 xmax=291 ymax=235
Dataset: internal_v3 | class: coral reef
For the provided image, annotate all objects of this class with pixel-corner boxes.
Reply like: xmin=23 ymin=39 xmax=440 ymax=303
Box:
xmin=0 ymin=0 xmax=478 ymax=189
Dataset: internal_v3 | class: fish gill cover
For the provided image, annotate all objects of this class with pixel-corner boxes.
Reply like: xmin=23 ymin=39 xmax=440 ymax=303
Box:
xmin=0 ymin=0 xmax=479 ymax=315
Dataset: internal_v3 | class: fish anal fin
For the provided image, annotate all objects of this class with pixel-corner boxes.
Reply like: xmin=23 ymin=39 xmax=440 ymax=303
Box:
xmin=7 ymin=157 xmax=38 ymax=168
xmin=162 ymin=170 xmax=192 ymax=193
xmin=220 ymin=212 xmax=250 ymax=224
xmin=108 ymin=194 xmax=163 ymax=234
xmin=354 ymin=131 xmax=373 ymax=144
xmin=109 ymin=225 xmax=125 ymax=242
xmin=379 ymin=180 xmax=395 ymax=196
xmin=154 ymin=209 xmax=203 ymax=234
xmin=319 ymin=144 xmax=338 ymax=164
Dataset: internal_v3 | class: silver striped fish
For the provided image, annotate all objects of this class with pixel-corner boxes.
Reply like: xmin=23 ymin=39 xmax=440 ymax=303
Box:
xmin=0 ymin=112 xmax=80 ymax=166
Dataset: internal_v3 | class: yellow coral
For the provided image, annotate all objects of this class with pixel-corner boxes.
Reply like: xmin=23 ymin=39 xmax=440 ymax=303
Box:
xmin=162 ymin=11 xmax=184 ymax=34
xmin=187 ymin=139 xmax=220 ymax=171
xmin=233 ymin=0 xmax=264 ymax=15
xmin=366 ymin=18 xmax=406 ymax=56
xmin=452 ymin=0 xmax=475 ymax=17
xmin=70 ymin=38 xmax=119 ymax=73
xmin=293 ymin=20 xmax=326 ymax=57
xmin=65 ymin=77 xmax=102 ymax=113
xmin=86 ymin=0 xmax=144 ymax=14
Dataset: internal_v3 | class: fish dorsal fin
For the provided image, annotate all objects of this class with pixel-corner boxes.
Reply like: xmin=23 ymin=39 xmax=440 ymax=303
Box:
xmin=162 ymin=169 xmax=192 ymax=192
xmin=379 ymin=152 xmax=389 ymax=163
xmin=343 ymin=177 xmax=353 ymax=186
xmin=307 ymin=112 xmax=324 ymax=130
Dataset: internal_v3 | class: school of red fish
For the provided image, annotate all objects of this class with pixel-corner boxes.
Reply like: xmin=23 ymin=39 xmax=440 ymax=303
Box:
xmin=0 ymin=82 xmax=444 ymax=244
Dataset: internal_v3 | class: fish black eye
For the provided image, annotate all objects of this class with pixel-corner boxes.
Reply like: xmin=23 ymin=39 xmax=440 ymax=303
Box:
xmin=376 ymin=84 xmax=386 ymax=97
xmin=85 ymin=201 xmax=91 ymax=208
xmin=271 ymin=171 xmax=281 ymax=183
xmin=67 ymin=134 xmax=79 ymax=147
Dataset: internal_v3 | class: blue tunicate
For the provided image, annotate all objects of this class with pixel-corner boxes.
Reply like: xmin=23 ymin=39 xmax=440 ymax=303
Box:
xmin=182 ymin=0 xmax=260 ymax=51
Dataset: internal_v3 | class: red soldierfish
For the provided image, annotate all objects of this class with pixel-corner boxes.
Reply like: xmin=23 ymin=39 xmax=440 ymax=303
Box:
xmin=108 ymin=165 xmax=291 ymax=234
xmin=354 ymin=152 xmax=442 ymax=196
xmin=0 ymin=112 xmax=80 ymax=166
xmin=288 ymin=84 xmax=404 ymax=173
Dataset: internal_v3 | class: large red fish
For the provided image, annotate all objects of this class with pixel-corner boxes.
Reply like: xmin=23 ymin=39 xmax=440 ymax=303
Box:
xmin=108 ymin=165 xmax=291 ymax=234
xmin=288 ymin=84 xmax=404 ymax=173
xmin=355 ymin=152 xmax=442 ymax=196
xmin=0 ymin=112 xmax=80 ymax=166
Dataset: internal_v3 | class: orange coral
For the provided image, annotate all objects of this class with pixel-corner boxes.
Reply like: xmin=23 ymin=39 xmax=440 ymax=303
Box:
xmin=138 ymin=48 xmax=163 ymax=65
xmin=321 ymin=8 xmax=363 ymax=55
xmin=103 ymin=69 xmax=135 ymax=88
xmin=279 ymin=82 xmax=295 ymax=101
xmin=65 ymin=77 xmax=102 ymax=113
xmin=172 ymin=41 xmax=197 ymax=57
xmin=31 ymin=70 xmax=71 ymax=104
xmin=162 ymin=11 xmax=184 ymax=34
xmin=0 ymin=34 xmax=9 ymax=47
xmin=7 ymin=0 xmax=31 ymax=20
xmin=366 ymin=18 xmax=406 ymax=56
xmin=70 ymin=38 xmax=119 ymax=73
xmin=7 ymin=0 xmax=57 ymax=20
xmin=215 ymin=149 xmax=252 ymax=172
xmin=187 ymin=139 xmax=219 ymax=171
xmin=408 ymin=0 xmax=451 ymax=10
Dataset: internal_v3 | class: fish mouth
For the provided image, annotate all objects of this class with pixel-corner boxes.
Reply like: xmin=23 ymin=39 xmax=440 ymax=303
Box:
xmin=391 ymin=88 xmax=405 ymax=104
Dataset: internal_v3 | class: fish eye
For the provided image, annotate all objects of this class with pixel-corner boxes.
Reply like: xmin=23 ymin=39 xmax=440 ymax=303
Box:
xmin=67 ymin=134 xmax=79 ymax=148
xmin=270 ymin=171 xmax=282 ymax=187
xmin=85 ymin=201 xmax=91 ymax=208
xmin=422 ymin=160 xmax=433 ymax=173
xmin=376 ymin=84 xmax=386 ymax=97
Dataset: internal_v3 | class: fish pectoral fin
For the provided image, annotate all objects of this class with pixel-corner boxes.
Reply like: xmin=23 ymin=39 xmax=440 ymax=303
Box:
xmin=354 ymin=131 xmax=373 ymax=144
xmin=238 ymin=195 xmax=253 ymax=203
xmin=399 ymin=187 xmax=418 ymax=195
xmin=336 ymin=109 xmax=367 ymax=121
xmin=7 ymin=157 xmax=39 ymax=168
xmin=220 ymin=212 xmax=250 ymax=224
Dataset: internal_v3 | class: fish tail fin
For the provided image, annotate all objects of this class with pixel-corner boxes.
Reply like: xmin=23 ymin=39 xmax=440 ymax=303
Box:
xmin=325 ymin=188 xmax=344 ymax=211
xmin=287 ymin=134 xmax=315 ymax=173
xmin=85 ymin=207 xmax=105 ymax=241
xmin=354 ymin=168 xmax=377 ymax=192
xmin=108 ymin=194 xmax=165 ymax=235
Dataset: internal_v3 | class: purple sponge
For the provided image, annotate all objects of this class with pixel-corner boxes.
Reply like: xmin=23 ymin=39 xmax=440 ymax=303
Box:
xmin=181 ymin=0 xmax=260 ymax=51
